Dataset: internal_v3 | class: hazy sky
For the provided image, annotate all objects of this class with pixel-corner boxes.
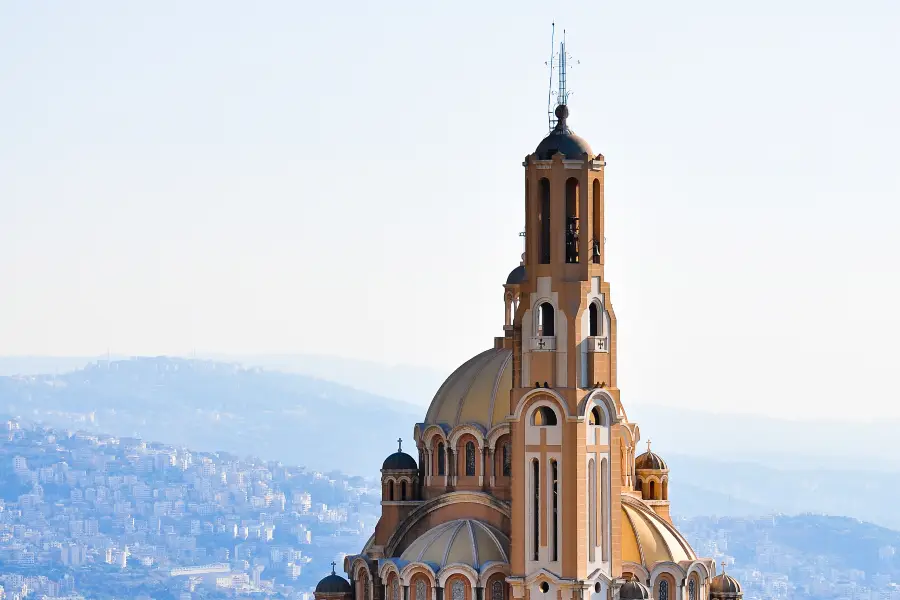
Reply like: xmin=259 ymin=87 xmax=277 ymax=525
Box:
xmin=1 ymin=1 xmax=898 ymax=420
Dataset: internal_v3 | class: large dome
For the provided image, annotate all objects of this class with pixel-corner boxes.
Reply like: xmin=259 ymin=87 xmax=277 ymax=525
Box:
xmin=400 ymin=519 xmax=509 ymax=570
xmin=621 ymin=495 xmax=696 ymax=568
xmin=424 ymin=348 xmax=512 ymax=430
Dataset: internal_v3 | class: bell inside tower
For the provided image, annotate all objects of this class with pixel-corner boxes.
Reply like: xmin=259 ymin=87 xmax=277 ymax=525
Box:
xmin=565 ymin=178 xmax=579 ymax=263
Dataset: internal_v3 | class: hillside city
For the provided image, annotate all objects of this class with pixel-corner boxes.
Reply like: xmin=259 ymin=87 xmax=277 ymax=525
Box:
xmin=1 ymin=419 xmax=899 ymax=600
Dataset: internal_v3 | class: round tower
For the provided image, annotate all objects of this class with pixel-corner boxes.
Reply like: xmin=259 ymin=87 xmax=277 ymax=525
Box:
xmin=633 ymin=440 xmax=670 ymax=522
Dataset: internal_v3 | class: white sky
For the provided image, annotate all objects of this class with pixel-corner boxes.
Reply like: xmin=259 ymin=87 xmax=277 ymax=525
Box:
xmin=1 ymin=1 xmax=898 ymax=420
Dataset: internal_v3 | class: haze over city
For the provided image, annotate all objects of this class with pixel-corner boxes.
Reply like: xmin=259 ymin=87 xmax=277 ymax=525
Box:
xmin=2 ymin=0 xmax=898 ymax=421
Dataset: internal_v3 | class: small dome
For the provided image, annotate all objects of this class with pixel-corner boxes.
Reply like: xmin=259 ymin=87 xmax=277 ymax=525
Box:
xmin=400 ymin=519 xmax=509 ymax=571
xmin=424 ymin=348 xmax=512 ymax=430
xmin=506 ymin=264 xmax=525 ymax=285
xmin=534 ymin=105 xmax=593 ymax=160
xmin=710 ymin=572 xmax=742 ymax=597
xmin=382 ymin=439 xmax=417 ymax=471
xmin=635 ymin=442 xmax=668 ymax=471
xmin=620 ymin=495 xmax=696 ymax=568
xmin=619 ymin=580 xmax=651 ymax=600
xmin=316 ymin=573 xmax=351 ymax=594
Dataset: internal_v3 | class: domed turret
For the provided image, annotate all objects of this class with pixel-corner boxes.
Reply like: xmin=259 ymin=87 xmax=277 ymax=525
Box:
xmin=382 ymin=439 xmax=417 ymax=471
xmin=381 ymin=439 xmax=419 ymax=503
xmin=634 ymin=440 xmax=671 ymax=520
xmin=710 ymin=564 xmax=743 ymax=599
xmin=534 ymin=105 xmax=594 ymax=160
xmin=315 ymin=563 xmax=352 ymax=600
xmin=619 ymin=579 xmax=651 ymax=600
xmin=635 ymin=442 xmax=668 ymax=471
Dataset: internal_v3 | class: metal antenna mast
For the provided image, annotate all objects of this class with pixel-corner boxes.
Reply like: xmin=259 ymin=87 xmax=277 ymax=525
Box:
xmin=546 ymin=23 xmax=557 ymax=132
xmin=545 ymin=26 xmax=579 ymax=132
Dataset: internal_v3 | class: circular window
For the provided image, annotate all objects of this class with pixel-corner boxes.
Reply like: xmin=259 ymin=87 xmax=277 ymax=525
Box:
xmin=594 ymin=583 xmax=602 ymax=594
xmin=539 ymin=583 xmax=550 ymax=594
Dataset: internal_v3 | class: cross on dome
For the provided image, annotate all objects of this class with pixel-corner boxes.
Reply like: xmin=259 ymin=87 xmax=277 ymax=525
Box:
xmin=331 ymin=561 xmax=337 ymax=575
xmin=647 ymin=439 xmax=652 ymax=452
xmin=397 ymin=438 xmax=402 ymax=452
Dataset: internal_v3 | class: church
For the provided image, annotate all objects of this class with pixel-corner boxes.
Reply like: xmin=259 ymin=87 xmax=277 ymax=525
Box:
xmin=313 ymin=83 xmax=744 ymax=600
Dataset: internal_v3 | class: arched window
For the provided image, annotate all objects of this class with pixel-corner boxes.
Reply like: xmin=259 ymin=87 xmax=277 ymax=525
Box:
xmin=416 ymin=579 xmax=427 ymax=600
xmin=400 ymin=480 xmax=407 ymax=501
xmin=451 ymin=579 xmax=465 ymax=600
xmin=532 ymin=406 xmax=558 ymax=426
xmin=491 ymin=580 xmax=505 ymax=600
xmin=601 ymin=457 xmax=610 ymax=561
xmin=649 ymin=480 xmax=656 ymax=499
xmin=589 ymin=303 xmax=599 ymax=336
xmin=551 ymin=459 xmax=559 ymax=561
xmin=588 ymin=458 xmax=596 ymax=562
xmin=659 ymin=580 xmax=669 ymax=600
xmin=662 ymin=479 xmax=669 ymax=500
xmin=589 ymin=406 xmax=604 ymax=426
xmin=465 ymin=441 xmax=476 ymax=476
xmin=392 ymin=578 xmax=400 ymax=600
xmin=565 ymin=178 xmax=580 ymax=264
xmin=537 ymin=302 xmax=555 ymax=337
xmin=364 ymin=578 xmax=370 ymax=600
xmin=539 ymin=178 xmax=551 ymax=264
xmin=437 ymin=443 xmax=446 ymax=476
xmin=688 ymin=579 xmax=696 ymax=600
xmin=532 ymin=459 xmax=540 ymax=560
xmin=502 ymin=442 xmax=512 ymax=477
xmin=592 ymin=179 xmax=602 ymax=264
xmin=388 ymin=480 xmax=394 ymax=501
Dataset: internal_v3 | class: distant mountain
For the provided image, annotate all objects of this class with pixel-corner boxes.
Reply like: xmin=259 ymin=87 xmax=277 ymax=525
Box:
xmin=0 ymin=357 xmax=420 ymax=475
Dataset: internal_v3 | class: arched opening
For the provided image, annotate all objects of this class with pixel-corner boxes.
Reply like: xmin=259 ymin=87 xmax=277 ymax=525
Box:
xmin=662 ymin=478 xmax=669 ymax=500
xmin=392 ymin=578 xmax=400 ymax=600
xmin=501 ymin=441 xmax=512 ymax=477
xmin=538 ymin=303 xmax=555 ymax=337
xmin=539 ymin=178 xmax=551 ymax=264
xmin=649 ymin=480 xmax=656 ymax=499
xmin=592 ymin=179 xmax=602 ymax=263
xmin=565 ymin=178 xmax=580 ymax=263
xmin=659 ymin=579 xmax=670 ymax=600
xmin=437 ymin=443 xmax=446 ymax=476
xmin=450 ymin=578 xmax=466 ymax=600
xmin=388 ymin=480 xmax=394 ymax=501
xmin=465 ymin=441 xmax=476 ymax=476
xmin=588 ymin=458 xmax=596 ymax=562
xmin=414 ymin=577 xmax=429 ymax=600
xmin=491 ymin=580 xmax=505 ymax=600
xmin=589 ymin=303 xmax=599 ymax=336
xmin=551 ymin=458 xmax=559 ymax=561
xmin=532 ymin=459 xmax=540 ymax=560
xmin=400 ymin=480 xmax=407 ymax=501
xmin=688 ymin=578 xmax=697 ymax=600
xmin=601 ymin=457 xmax=610 ymax=561
xmin=532 ymin=406 xmax=558 ymax=426
xmin=590 ymin=406 xmax=604 ymax=426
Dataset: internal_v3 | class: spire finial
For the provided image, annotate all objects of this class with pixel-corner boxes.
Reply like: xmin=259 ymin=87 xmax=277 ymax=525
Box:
xmin=331 ymin=561 xmax=337 ymax=575
xmin=647 ymin=439 xmax=652 ymax=452
xmin=721 ymin=560 xmax=726 ymax=573
xmin=397 ymin=438 xmax=403 ymax=452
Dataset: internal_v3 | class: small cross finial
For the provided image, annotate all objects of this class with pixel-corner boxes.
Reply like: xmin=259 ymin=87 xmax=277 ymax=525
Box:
xmin=720 ymin=560 xmax=726 ymax=573
xmin=397 ymin=438 xmax=402 ymax=452
xmin=647 ymin=439 xmax=652 ymax=452
xmin=331 ymin=561 xmax=337 ymax=575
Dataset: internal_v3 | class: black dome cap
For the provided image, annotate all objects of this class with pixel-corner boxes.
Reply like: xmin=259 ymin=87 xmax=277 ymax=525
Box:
xmin=316 ymin=563 xmax=352 ymax=594
xmin=534 ymin=105 xmax=593 ymax=160
xmin=382 ymin=439 xmax=418 ymax=470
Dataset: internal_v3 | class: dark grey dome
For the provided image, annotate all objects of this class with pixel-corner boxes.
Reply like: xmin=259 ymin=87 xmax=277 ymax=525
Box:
xmin=316 ymin=574 xmax=351 ymax=594
xmin=506 ymin=264 xmax=525 ymax=285
xmin=619 ymin=580 xmax=651 ymax=600
xmin=382 ymin=439 xmax=417 ymax=470
xmin=534 ymin=105 xmax=593 ymax=160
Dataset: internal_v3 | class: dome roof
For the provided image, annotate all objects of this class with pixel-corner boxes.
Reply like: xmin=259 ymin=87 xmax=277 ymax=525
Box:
xmin=316 ymin=573 xmax=352 ymax=595
xmin=620 ymin=495 xmax=696 ymax=568
xmin=710 ymin=573 xmax=742 ymax=597
xmin=424 ymin=348 xmax=512 ymax=430
xmin=400 ymin=519 xmax=509 ymax=571
xmin=635 ymin=442 xmax=668 ymax=471
xmin=383 ymin=439 xmax=417 ymax=471
xmin=506 ymin=264 xmax=525 ymax=285
xmin=534 ymin=105 xmax=593 ymax=160
xmin=619 ymin=580 xmax=651 ymax=600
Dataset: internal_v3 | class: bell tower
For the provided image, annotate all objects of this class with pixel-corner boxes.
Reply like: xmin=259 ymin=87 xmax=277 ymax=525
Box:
xmin=506 ymin=64 xmax=623 ymax=599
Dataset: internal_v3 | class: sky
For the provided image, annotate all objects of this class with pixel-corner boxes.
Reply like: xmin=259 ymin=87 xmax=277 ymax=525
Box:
xmin=1 ymin=1 xmax=898 ymax=421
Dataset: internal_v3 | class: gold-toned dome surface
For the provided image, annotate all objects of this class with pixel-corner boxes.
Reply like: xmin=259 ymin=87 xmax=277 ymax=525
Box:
xmin=424 ymin=348 xmax=512 ymax=430
xmin=620 ymin=495 xmax=696 ymax=568
xmin=399 ymin=519 xmax=510 ymax=569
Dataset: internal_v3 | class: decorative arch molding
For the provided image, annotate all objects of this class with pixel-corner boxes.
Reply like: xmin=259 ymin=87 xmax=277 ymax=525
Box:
xmin=419 ymin=424 xmax=450 ymax=448
xmin=347 ymin=556 xmax=371 ymax=581
xmin=511 ymin=388 xmax=570 ymax=421
xmin=584 ymin=569 xmax=616 ymax=586
xmin=399 ymin=563 xmax=437 ymax=587
xmin=578 ymin=390 xmax=620 ymax=425
xmin=449 ymin=424 xmax=487 ymax=450
xmin=650 ymin=561 xmax=688 ymax=586
xmin=485 ymin=424 xmax=511 ymax=451
xmin=477 ymin=562 xmax=511 ymax=587
xmin=437 ymin=564 xmax=480 ymax=588
xmin=621 ymin=561 xmax=651 ymax=584
xmin=685 ymin=561 xmax=712 ymax=582
xmin=379 ymin=561 xmax=402 ymax=583
xmin=384 ymin=492 xmax=511 ymax=557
